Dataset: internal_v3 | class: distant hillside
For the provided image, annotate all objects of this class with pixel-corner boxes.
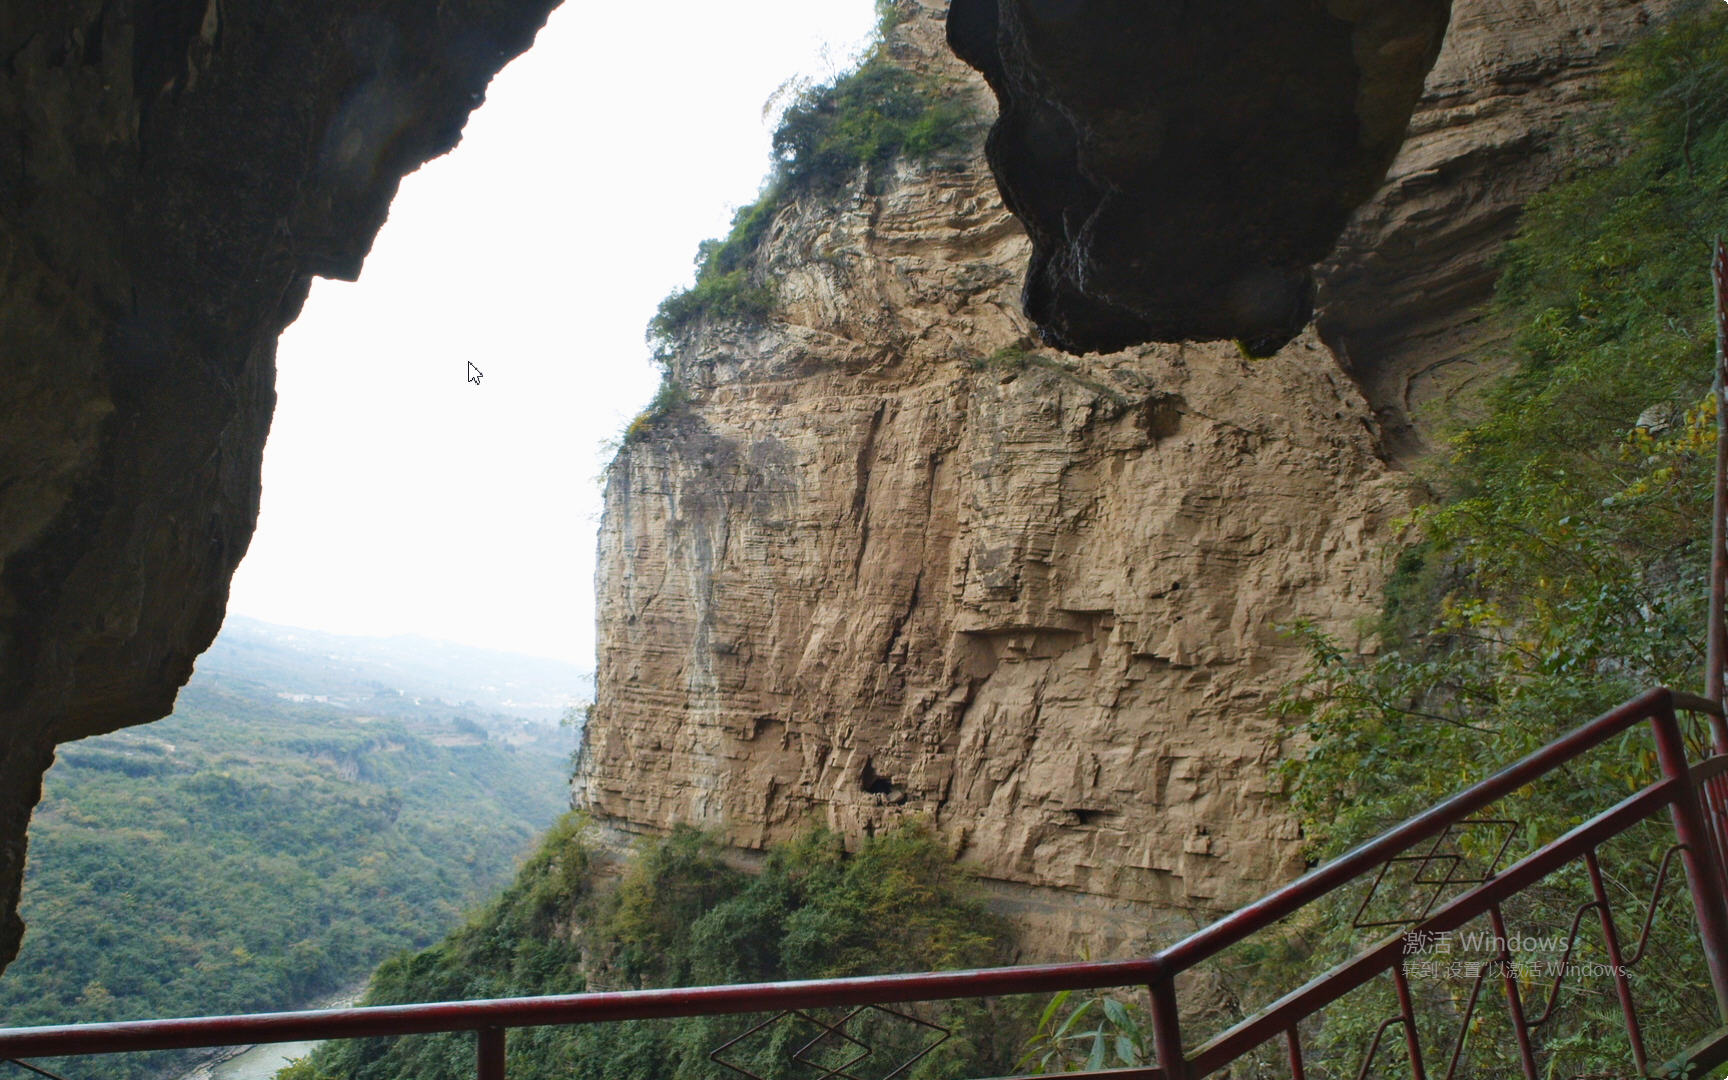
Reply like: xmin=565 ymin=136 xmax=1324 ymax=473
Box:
xmin=0 ymin=634 xmax=577 ymax=1080
xmin=204 ymin=615 xmax=594 ymax=724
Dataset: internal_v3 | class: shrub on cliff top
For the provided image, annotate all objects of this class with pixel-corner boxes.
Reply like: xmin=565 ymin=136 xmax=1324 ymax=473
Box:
xmin=646 ymin=6 xmax=975 ymax=360
xmin=621 ymin=375 xmax=690 ymax=445
xmin=772 ymin=59 xmax=972 ymax=192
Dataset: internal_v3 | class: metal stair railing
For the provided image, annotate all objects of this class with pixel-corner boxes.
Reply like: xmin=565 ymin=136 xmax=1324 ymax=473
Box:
xmin=4 ymin=686 xmax=1728 ymax=1079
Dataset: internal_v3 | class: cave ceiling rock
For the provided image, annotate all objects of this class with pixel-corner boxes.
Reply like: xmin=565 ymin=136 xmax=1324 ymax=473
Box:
xmin=947 ymin=0 xmax=1453 ymax=356
xmin=0 ymin=0 xmax=562 ymax=974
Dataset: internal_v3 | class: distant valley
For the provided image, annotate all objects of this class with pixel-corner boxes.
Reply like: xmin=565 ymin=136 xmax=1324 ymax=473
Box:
xmin=0 ymin=620 xmax=583 ymax=1080
xmin=203 ymin=615 xmax=594 ymax=725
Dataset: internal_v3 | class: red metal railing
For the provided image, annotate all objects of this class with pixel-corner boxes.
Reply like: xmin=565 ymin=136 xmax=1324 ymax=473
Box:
xmin=3 ymin=686 xmax=1728 ymax=1079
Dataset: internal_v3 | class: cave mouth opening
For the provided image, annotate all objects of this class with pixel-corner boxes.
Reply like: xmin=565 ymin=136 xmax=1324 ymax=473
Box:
xmin=224 ymin=0 xmax=882 ymax=676
xmin=860 ymin=760 xmax=895 ymax=795
xmin=0 ymin=0 xmax=883 ymax=985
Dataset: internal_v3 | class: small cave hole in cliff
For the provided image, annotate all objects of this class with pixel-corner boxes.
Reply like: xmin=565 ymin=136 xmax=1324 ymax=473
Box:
xmin=859 ymin=759 xmax=895 ymax=795
xmin=858 ymin=759 xmax=906 ymax=804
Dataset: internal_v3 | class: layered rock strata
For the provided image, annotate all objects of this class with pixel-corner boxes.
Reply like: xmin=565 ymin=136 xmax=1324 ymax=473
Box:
xmin=948 ymin=0 xmax=1698 ymax=454
xmin=1317 ymin=0 xmax=1695 ymax=457
xmin=0 ymin=0 xmax=1689 ymax=978
xmin=580 ymin=0 xmax=1688 ymax=956
xmin=579 ymin=3 xmax=1409 ymax=958
xmin=0 ymin=0 xmax=559 ymax=973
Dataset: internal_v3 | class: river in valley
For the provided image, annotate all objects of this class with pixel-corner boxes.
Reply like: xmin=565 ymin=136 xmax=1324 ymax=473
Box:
xmin=171 ymin=984 xmax=364 ymax=1080
xmin=186 ymin=1039 xmax=321 ymax=1080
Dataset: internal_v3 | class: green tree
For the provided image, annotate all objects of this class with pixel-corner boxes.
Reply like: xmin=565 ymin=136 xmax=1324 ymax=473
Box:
xmin=299 ymin=818 xmax=1024 ymax=1080
xmin=1263 ymin=10 xmax=1728 ymax=1075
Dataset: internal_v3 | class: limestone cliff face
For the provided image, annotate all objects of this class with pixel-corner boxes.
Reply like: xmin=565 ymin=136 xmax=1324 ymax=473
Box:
xmin=579 ymin=4 xmax=1407 ymax=956
xmin=580 ymin=0 xmax=1688 ymax=958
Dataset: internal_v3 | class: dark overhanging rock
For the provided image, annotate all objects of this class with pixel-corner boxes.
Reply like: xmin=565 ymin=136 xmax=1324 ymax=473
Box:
xmin=0 ymin=0 xmax=560 ymax=975
xmin=947 ymin=0 xmax=1452 ymax=357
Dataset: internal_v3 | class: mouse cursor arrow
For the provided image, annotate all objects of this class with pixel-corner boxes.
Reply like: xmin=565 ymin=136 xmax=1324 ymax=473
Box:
xmin=466 ymin=361 xmax=484 ymax=385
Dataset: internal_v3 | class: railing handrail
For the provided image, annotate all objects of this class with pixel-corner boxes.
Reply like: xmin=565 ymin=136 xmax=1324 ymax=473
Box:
xmin=1157 ymin=685 xmax=1709 ymax=972
xmin=1189 ymin=771 xmax=1694 ymax=1072
xmin=0 ymin=958 xmax=1163 ymax=1057
xmin=1 ymin=685 xmax=1723 ymax=1075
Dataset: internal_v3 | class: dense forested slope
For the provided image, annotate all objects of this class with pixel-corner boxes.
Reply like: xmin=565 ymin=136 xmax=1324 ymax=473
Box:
xmin=0 ymin=629 xmax=575 ymax=1080
xmin=282 ymin=820 xmax=1025 ymax=1080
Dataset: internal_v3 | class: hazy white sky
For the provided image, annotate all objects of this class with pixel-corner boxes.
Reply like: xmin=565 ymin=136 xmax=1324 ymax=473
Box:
xmin=227 ymin=0 xmax=880 ymax=668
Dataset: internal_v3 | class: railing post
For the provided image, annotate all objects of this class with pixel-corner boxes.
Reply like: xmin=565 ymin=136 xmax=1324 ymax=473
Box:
xmin=1583 ymin=848 xmax=1648 ymax=1076
xmin=1284 ymin=1026 xmax=1306 ymax=1080
xmin=1488 ymin=905 xmax=1539 ymax=1080
xmin=1389 ymin=965 xmax=1428 ymax=1080
xmin=1652 ymin=698 xmax=1728 ymax=1021
xmin=477 ymin=1026 xmax=506 ymax=1080
xmin=1147 ymin=977 xmax=1190 ymax=1080
xmin=1708 ymin=238 xmax=1728 ymax=731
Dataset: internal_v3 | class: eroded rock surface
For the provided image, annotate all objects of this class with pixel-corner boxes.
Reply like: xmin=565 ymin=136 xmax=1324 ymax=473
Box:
xmin=579 ymin=5 xmax=1408 ymax=958
xmin=580 ymin=0 xmax=1683 ymax=957
xmin=1318 ymin=0 xmax=1693 ymax=457
xmin=0 ymin=0 xmax=557 ymax=973
xmin=946 ymin=0 xmax=1452 ymax=356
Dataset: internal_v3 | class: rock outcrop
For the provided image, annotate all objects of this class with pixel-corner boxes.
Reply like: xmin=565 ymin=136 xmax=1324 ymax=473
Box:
xmin=0 ymin=0 xmax=559 ymax=974
xmin=0 ymin=0 xmax=1692 ymax=979
xmin=579 ymin=0 xmax=1690 ymax=957
xmin=579 ymin=5 xmax=1408 ymax=958
xmin=1317 ymin=0 xmax=1693 ymax=457
xmin=946 ymin=0 xmax=1453 ymax=357
xmin=948 ymin=0 xmax=1698 ymax=454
